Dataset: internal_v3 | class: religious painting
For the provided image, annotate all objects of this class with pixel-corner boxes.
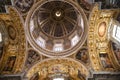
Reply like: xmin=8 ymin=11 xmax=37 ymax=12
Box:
xmin=99 ymin=53 xmax=113 ymax=68
xmin=3 ymin=56 xmax=16 ymax=71
xmin=26 ymin=50 xmax=40 ymax=68
xmin=112 ymin=42 xmax=120 ymax=64
xmin=76 ymin=48 xmax=88 ymax=63
xmin=8 ymin=25 xmax=16 ymax=40
xmin=98 ymin=22 xmax=106 ymax=37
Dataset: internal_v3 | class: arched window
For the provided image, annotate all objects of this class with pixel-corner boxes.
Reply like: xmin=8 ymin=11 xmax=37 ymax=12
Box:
xmin=71 ymin=35 xmax=79 ymax=46
xmin=112 ymin=25 xmax=120 ymax=42
xmin=0 ymin=32 xmax=2 ymax=42
xmin=36 ymin=37 xmax=45 ymax=48
xmin=53 ymin=43 xmax=63 ymax=52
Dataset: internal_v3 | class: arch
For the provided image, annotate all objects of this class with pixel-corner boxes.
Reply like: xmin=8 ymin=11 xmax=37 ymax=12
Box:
xmin=26 ymin=58 xmax=90 ymax=80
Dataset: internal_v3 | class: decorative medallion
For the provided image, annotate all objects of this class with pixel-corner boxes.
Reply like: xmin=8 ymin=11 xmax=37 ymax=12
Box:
xmin=8 ymin=25 xmax=16 ymax=40
xmin=98 ymin=22 xmax=106 ymax=37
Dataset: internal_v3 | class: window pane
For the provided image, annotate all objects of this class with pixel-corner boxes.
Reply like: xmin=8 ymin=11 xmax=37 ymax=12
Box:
xmin=0 ymin=32 xmax=2 ymax=42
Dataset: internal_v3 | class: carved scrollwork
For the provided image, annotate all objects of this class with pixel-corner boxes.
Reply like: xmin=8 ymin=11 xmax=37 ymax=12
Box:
xmin=26 ymin=58 xmax=89 ymax=80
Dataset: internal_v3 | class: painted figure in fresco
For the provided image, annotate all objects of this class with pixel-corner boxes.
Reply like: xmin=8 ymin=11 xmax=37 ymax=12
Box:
xmin=81 ymin=51 xmax=88 ymax=63
xmin=116 ymin=49 xmax=120 ymax=62
xmin=15 ymin=0 xmax=34 ymax=13
xmin=112 ymin=42 xmax=120 ymax=63
xmin=76 ymin=49 xmax=88 ymax=63
xmin=100 ymin=54 xmax=112 ymax=68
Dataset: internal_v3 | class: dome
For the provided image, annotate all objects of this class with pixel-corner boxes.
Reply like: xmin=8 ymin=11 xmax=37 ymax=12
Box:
xmin=25 ymin=0 xmax=88 ymax=57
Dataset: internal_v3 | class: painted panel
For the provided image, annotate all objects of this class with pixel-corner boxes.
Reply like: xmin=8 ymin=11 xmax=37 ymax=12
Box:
xmin=76 ymin=48 xmax=88 ymax=63
xmin=3 ymin=56 xmax=16 ymax=71
xmin=112 ymin=42 xmax=120 ymax=64
xmin=99 ymin=53 xmax=113 ymax=68
xmin=98 ymin=22 xmax=106 ymax=37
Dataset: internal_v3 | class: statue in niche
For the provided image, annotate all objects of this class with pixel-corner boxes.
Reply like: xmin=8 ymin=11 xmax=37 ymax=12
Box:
xmin=99 ymin=53 xmax=113 ymax=68
xmin=3 ymin=56 xmax=16 ymax=71
xmin=76 ymin=48 xmax=88 ymax=63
